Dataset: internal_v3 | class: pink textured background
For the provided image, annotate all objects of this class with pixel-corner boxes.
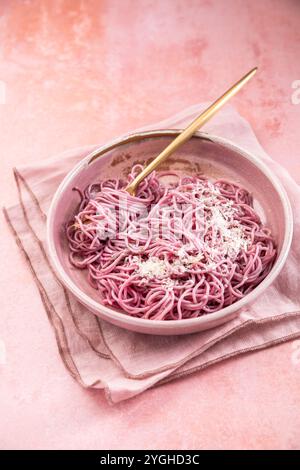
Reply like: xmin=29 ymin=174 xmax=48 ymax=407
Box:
xmin=1 ymin=0 xmax=300 ymax=450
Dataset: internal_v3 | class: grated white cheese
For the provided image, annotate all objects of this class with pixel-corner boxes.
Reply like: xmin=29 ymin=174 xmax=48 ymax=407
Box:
xmin=209 ymin=205 xmax=249 ymax=258
xmin=133 ymin=256 xmax=168 ymax=279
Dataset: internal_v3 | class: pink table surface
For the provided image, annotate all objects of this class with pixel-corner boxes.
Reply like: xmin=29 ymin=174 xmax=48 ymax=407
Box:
xmin=1 ymin=0 xmax=300 ymax=450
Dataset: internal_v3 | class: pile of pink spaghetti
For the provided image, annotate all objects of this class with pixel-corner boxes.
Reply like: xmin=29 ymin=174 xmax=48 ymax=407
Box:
xmin=66 ymin=165 xmax=276 ymax=320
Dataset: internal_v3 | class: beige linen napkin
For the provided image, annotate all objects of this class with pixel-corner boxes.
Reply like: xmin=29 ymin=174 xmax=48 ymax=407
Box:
xmin=4 ymin=104 xmax=300 ymax=403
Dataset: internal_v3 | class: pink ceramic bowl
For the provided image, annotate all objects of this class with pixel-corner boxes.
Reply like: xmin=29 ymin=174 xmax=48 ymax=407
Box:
xmin=47 ymin=130 xmax=293 ymax=335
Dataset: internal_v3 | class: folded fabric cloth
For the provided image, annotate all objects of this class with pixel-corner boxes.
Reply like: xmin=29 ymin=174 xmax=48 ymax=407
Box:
xmin=4 ymin=104 xmax=300 ymax=404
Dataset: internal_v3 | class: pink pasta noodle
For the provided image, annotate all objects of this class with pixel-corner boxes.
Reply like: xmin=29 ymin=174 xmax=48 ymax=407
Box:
xmin=66 ymin=165 xmax=276 ymax=320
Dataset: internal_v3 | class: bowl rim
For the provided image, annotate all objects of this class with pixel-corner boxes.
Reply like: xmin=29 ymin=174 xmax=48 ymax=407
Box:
xmin=46 ymin=130 xmax=293 ymax=331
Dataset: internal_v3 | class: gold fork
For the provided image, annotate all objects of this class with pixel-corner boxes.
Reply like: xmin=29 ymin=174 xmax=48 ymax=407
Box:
xmin=126 ymin=67 xmax=257 ymax=196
